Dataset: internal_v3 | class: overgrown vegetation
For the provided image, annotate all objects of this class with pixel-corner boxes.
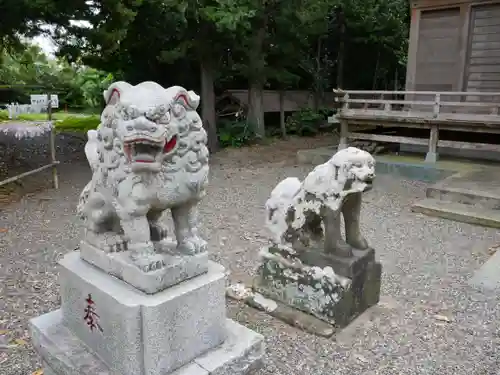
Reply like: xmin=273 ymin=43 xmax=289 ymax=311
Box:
xmin=217 ymin=118 xmax=255 ymax=148
xmin=285 ymin=108 xmax=336 ymax=136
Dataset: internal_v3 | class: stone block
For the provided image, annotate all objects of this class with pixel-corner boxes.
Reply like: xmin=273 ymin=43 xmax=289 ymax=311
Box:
xmin=30 ymin=310 xmax=265 ymax=375
xmin=194 ymin=319 xmax=264 ymax=375
xmin=253 ymin=246 xmax=381 ymax=328
xmin=30 ymin=311 xmax=110 ymax=375
xmin=468 ymin=249 xmax=500 ymax=291
xmin=58 ymin=251 xmax=226 ymax=375
xmin=80 ymin=239 xmax=208 ymax=294
xmin=41 ymin=362 xmax=60 ymax=375
xmin=298 ymin=247 xmax=375 ymax=279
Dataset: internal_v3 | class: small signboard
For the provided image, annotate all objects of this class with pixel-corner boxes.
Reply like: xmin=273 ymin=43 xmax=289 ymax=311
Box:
xmin=30 ymin=94 xmax=59 ymax=109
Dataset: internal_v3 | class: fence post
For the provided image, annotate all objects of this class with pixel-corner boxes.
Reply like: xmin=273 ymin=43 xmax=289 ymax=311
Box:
xmin=433 ymin=93 xmax=441 ymax=118
xmin=47 ymin=93 xmax=59 ymax=189
xmin=343 ymin=92 xmax=350 ymax=111
xmin=425 ymin=124 xmax=439 ymax=163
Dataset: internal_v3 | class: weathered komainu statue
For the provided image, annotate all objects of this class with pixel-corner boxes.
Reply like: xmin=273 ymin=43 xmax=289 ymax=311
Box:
xmin=30 ymin=81 xmax=265 ymax=375
xmin=77 ymin=81 xmax=209 ymax=273
xmin=265 ymin=146 xmax=376 ymax=257
xmin=253 ymin=147 xmax=381 ymax=329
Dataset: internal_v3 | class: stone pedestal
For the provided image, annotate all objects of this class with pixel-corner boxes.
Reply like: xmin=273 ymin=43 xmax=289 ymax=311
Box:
xmin=30 ymin=251 xmax=264 ymax=375
xmin=253 ymin=246 xmax=381 ymax=328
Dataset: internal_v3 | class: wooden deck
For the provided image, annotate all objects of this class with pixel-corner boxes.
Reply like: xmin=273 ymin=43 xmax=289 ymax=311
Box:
xmin=334 ymin=90 xmax=500 ymax=162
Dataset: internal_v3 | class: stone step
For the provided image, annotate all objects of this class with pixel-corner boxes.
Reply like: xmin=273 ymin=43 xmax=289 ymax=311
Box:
xmin=411 ymin=198 xmax=500 ymax=228
xmin=426 ymin=184 xmax=500 ymax=210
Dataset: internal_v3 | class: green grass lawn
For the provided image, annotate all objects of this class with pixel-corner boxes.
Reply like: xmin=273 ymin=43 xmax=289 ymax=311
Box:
xmin=0 ymin=109 xmax=100 ymax=133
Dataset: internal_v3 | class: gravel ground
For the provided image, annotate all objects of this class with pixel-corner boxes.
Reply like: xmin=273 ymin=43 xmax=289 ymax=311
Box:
xmin=1 ymin=135 xmax=500 ymax=375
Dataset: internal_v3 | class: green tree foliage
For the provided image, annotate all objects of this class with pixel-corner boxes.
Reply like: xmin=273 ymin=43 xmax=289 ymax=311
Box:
xmin=7 ymin=0 xmax=409 ymax=146
xmin=0 ymin=44 xmax=113 ymax=110
xmin=0 ymin=0 xmax=74 ymax=51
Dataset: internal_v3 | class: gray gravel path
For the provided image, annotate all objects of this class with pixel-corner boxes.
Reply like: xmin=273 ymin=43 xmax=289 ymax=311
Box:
xmin=0 ymin=141 xmax=499 ymax=375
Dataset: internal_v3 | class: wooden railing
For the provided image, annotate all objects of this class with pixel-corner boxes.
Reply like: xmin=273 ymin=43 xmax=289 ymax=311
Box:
xmin=333 ymin=90 xmax=500 ymax=162
xmin=0 ymin=96 xmax=59 ymax=189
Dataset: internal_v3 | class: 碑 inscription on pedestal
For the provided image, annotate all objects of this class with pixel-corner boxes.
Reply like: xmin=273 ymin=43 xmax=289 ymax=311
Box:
xmin=83 ymin=293 xmax=103 ymax=333
xmin=253 ymin=147 xmax=382 ymax=329
xmin=29 ymin=81 xmax=264 ymax=375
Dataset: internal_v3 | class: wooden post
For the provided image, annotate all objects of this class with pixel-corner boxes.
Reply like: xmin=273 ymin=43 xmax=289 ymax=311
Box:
xmin=383 ymin=93 xmax=391 ymax=111
xmin=279 ymin=90 xmax=286 ymax=138
xmin=338 ymin=119 xmax=348 ymax=151
xmin=433 ymin=93 xmax=441 ymax=118
xmin=47 ymin=93 xmax=59 ymax=189
xmin=425 ymin=124 xmax=439 ymax=163
xmin=342 ymin=92 xmax=349 ymax=111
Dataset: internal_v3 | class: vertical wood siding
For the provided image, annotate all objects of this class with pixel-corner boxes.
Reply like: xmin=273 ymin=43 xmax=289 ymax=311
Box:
xmin=465 ymin=4 xmax=500 ymax=94
xmin=415 ymin=8 xmax=461 ymax=92
xmin=413 ymin=8 xmax=461 ymax=109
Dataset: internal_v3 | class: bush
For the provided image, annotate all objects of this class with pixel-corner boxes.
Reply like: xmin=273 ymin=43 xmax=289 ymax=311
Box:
xmin=217 ymin=118 xmax=255 ymax=148
xmin=0 ymin=110 xmax=8 ymax=121
xmin=285 ymin=107 xmax=336 ymax=136
xmin=55 ymin=115 xmax=100 ymax=133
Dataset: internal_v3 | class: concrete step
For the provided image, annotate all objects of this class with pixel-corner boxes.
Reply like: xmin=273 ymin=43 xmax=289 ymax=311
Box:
xmin=426 ymin=184 xmax=500 ymax=210
xmin=411 ymin=198 xmax=500 ymax=228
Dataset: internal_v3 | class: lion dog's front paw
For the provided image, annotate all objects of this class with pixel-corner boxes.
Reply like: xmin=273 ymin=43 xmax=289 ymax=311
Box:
xmin=129 ymin=242 xmax=166 ymax=272
xmin=177 ymin=236 xmax=207 ymax=255
xmin=326 ymin=240 xmax=353 ymax=257
xmin=346 ymin=235 xmax=369 ymax=250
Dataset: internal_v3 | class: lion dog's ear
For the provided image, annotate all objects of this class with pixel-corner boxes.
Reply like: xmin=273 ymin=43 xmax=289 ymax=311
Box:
xmin=103 ymin=82 xmax=133 ymax=106
xmin=166 ymin=86 xmax=200 ymax=111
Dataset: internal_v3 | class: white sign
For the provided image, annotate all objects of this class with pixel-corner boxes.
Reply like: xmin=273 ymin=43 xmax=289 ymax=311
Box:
xmin=30 ymin=94 xmax=59 ymax=109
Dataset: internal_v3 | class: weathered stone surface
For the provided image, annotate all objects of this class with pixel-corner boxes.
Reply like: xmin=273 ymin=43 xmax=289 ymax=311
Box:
xmin=30 ymin=309 xmax=264 ymax=375
xmin=468 ymin=249 xmax=500 ymax=291
xmin=30 ymin=80 xmax=265 ymax=375
xmin=253 ymin=245 xmax=381 ymax=328
xmin=411 ymin=198 xmax=500 ymax=229
xmin=266 ymin=147 xmax=375 ymax=257
xmin=41 ymin=362 xmax=60 ymax=375
xmin=58 ymin=251 xmax=226 ymax=375
xmin=253 ymin=146 xmax=381 ymax=332
xmin=297 ymin=247 xmax=375 ymax=279
xmin=30 ymin=311 xmax=110 ymax=375
xmin=80 ymin=239 xmax=208 ymax=294
xmin=77 ymin=81 xmax=210 ymax=276
xmin=194 ymin=319 xmax=264 ymax=375
xmin=171 ymin=363 xmax=208 ymax=375
xmin=227 ymin=283 xmax=335 ymax=338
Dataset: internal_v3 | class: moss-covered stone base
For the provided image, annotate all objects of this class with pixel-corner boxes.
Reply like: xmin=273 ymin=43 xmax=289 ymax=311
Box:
xmin=252 ymin=245 xmax=381 ymax=328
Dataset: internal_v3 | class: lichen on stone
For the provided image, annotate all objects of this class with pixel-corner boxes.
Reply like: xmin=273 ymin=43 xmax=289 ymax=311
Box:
xmin=254 ymin=246 xmax=352 ymax=323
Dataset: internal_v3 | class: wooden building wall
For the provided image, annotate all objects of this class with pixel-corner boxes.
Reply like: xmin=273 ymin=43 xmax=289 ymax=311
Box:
xmin=406 ymin=0 xmax=500 ymax=100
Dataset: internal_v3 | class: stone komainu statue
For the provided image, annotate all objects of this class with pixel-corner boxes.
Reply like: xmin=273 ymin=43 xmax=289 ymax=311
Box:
xmin=265 ymin=147 xmax=376 ymax=257
xmin=77 ymin=81 xmax=209 ymax=271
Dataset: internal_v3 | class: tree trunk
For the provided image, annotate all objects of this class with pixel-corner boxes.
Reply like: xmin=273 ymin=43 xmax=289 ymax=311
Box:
xmin=247 ymin=82 xmax=265 ymax=139
xmin=247 ymin=18 xmax=267 ymax=139
xmin=372 ymin=47 xmax=381 ymax=90
xmin=313 ymin=37 xmax=322 ymax=110
xmin=336 ymin=8 xmax=346 ymax=89
xmin=279 ymin=90 xmax=286 ymax=138
xmin=200 ymin=58 xmax=218 ymax=152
